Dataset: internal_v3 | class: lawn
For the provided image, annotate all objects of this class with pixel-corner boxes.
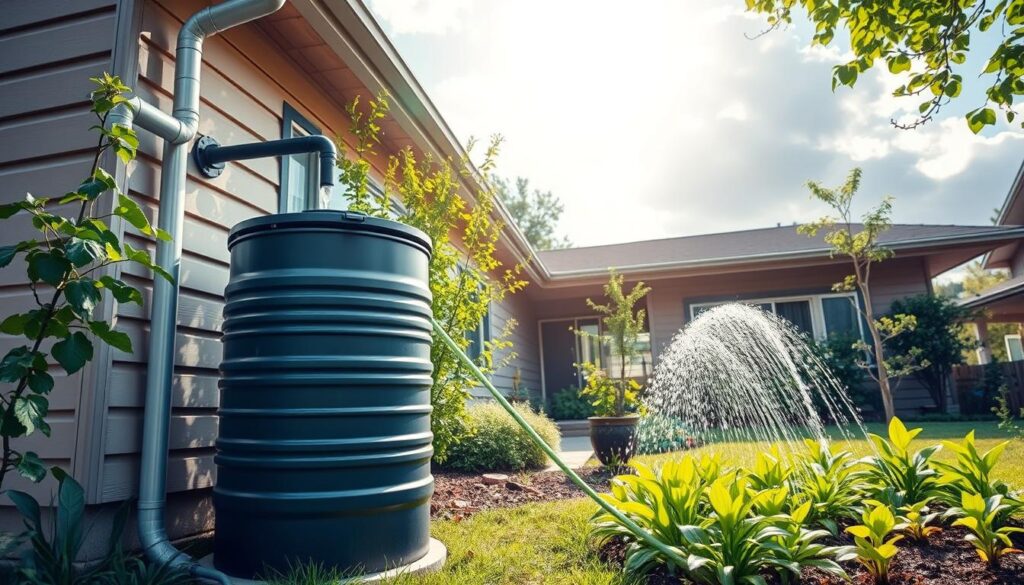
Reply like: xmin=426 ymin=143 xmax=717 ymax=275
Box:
xmin=272 ymin=421 xmax=1023 ymax=585
xmin=266 ymin=424 xmax=1024 ymax=581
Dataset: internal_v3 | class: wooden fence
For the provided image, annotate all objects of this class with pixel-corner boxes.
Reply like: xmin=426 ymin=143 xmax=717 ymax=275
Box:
xmin=952 ymin=362 xmax=1024 ymax=416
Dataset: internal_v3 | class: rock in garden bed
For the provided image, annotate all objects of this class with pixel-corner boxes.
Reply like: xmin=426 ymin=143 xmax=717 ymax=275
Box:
xmin=598 ymin=523 xmax=1024 ymax=585
xmin=430 ymin=467 xmax=613 ymax=520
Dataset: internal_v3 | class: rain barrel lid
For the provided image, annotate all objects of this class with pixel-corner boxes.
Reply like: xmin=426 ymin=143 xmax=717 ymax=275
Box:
xmin=229 ymin=209 xmax=432 ymax=254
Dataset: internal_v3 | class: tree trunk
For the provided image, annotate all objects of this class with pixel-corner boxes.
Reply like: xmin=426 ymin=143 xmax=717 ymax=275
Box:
xmin=861 ymin=284 xmax=896 ymax=422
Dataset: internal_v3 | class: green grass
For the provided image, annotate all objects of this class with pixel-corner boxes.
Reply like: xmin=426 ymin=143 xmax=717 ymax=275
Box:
xmin=271 ymin=422 xmax=1023 ymax=584
xmin=634 ymin=421 xmax=1024 ymax=488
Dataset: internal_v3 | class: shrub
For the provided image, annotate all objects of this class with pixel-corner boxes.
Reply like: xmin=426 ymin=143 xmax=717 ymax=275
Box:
xmin=547 ymin=386 xmax=593 ymax=420
xmin=887 ymin=294 xmax=976 ymax=412
xmin=634 ymin=413 xmax=694 ymax=455
xmin=442 ymin=402 xmax=559 ymax=472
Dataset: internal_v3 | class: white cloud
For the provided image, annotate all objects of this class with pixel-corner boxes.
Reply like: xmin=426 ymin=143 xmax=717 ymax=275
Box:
xmin=717 ymin=101 xmax=750 ymax=121
xmin=371 ymin=0 xmax=1024 ymax=247
xmin=367 ymin=0 xmax=470 ymax=35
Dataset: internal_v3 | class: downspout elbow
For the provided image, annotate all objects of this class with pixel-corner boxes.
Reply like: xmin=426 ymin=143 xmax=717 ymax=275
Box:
xmin=309 ymin=135 xmax=338 ymax=187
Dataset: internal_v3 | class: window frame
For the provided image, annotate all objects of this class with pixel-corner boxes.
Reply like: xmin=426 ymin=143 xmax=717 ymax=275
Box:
xmin=689 ymin=291 xmax=864 ymax=341
xmin=279 ymin=102 xmax=322 ymax=213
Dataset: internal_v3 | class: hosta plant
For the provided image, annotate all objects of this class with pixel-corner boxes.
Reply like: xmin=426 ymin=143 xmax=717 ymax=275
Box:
xmin=836 ymin=504 xmax=904 ymax=585
xmin=860 ymin=417 xmax=941 ymax=506
xmin=762 ymin=500 xmax=848 ymax=585
xmin=792 ymin=439 xmax=865 ymax=534
xmin=678 ymin=474 xmax=784 ymax=585
xmin=591 ymin=459 xmax=707 ymax=574
xmin=934 ymin=431 xmax=1018 ymax=507
xmin=944 ymin=491 xmax=1024 ymax=568
xmin=896 ymin=499 xmax=942 ymax=542
xmin=746 ymin=446 xmax=792 ymax=491
xmin=0 ymin=74 xmax=169 ymax=490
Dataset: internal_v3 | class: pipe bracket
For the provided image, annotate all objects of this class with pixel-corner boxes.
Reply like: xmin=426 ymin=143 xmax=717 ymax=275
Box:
xmin=193 ymin=135 xmax=225 ymax=178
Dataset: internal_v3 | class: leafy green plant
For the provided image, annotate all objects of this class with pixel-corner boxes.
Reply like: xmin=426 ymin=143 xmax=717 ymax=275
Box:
xmin=5 ymin=469 xmax=190 ymax=585
xmin=576 ymin=361 xmax=641 ymax=418
xmin=944 ymin=491 xmax=1024 ymax=568
xmin=933 ymin=430 xmax=1018 ymax=505
xmin=440 ymin=402 xmax=559 ymax=472
xmin=992 ymin=385 xmax=1024 ymax=440
xmin=860 ymin=417 xmax=941 ymax=505
xmin=546 ymin=386 xmax=594 ymax=420
xmin=836 ymin=504 xmax=903 ymax=585
xmin=577 ymin=269 xmax=650 ymax=418
xmin=792 ymin=439 xmax=865 ymax=534
xmin=896 ymin=499 xmax=942 ymax=542
xmin=746 ymin=446 xmax=792 ymax=491
xmin=887 ymin=294 xmax=976 ymax=412
xmin=591 ymin=459 xmax=707 ymax=574
xmin=332 ymin=93 xmax=526 ymax=463
xmin=0 ymin=74 xmax=170 ymax=490
xmin=678 ymin=474 xmax=786 ymax=585
xmin=763 ymin=501 xmax=848 ymax=585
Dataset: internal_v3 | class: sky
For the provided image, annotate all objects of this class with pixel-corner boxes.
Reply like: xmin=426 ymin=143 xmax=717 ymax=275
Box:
xmin=365 ymin=0 xmax=1024 ymax=253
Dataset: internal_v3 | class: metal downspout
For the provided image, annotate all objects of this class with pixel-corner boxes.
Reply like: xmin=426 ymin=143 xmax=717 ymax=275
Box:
xmin=110 ymin=1 xmax=287 ymax=582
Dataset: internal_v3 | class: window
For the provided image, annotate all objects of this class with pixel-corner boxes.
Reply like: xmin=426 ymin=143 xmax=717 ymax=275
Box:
xmin=467 ymin=305 xmax=491 ymax=362
xmin=689 ymin=292 xmax=864 ymax=341
xmin=1006 ymin=334 xmax=1024 ymax=362
xmin=279 ymin=104 xmax=321 ymax=213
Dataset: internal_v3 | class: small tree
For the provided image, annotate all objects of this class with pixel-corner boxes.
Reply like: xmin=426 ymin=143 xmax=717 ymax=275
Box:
xmin=333 ymin=94 xmax=526 ymax=463
xmin=888 ymin=294 xmax=977 ymax=411
xmin=579 ymin=270 xmax=651 ymax=417
xmin=494 ymin=176 xmax=571 ymax=250
xmin=798 ymin=168 xmax=923 ymax=422
xmin=0 ymin=75 xmax=168 ymax=490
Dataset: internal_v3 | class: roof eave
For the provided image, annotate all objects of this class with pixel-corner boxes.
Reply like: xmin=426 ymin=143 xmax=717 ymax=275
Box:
xmin=541 ymin=227 xmax=1024 ymax=281
xmin=293 ymin=0 xmax=543 ymax=281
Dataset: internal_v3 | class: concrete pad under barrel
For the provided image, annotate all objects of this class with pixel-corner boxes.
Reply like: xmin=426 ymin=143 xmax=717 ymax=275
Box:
xmin=198 ymin=538 xmax=447 ymax=584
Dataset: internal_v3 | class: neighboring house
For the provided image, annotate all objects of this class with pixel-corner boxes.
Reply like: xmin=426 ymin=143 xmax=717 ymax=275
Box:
xmin=962 ymin=160 xmax=1024 ymax=362
xmin=520 ymin=223 xmax=1024 ymax=416
xmin=2 ymin=0 xmax=1024 ymax=555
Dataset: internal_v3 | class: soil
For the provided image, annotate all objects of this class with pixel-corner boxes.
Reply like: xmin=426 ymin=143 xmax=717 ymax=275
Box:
xmin=599 ymin=523 xmax=1024 ymax=585
xmin=430 ymin=467 xmax=614 ymax=520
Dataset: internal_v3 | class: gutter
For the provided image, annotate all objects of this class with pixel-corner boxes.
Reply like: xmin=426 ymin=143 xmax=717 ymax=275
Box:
xmin=539 ymin=226 xmax=1024 ymax=281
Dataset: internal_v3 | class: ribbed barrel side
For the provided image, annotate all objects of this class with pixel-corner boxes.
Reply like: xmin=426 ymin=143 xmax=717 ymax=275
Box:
xmin=214 ymin=212 xmax=433 ymax=578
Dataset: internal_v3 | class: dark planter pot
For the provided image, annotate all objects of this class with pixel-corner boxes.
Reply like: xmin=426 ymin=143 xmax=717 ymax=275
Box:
xmin=588 ymin=415 xmax=639 ymax=466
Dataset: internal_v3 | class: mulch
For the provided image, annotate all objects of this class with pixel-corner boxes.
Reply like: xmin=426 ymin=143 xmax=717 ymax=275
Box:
xmin=430 ymin=466 xmax=614 ymax=520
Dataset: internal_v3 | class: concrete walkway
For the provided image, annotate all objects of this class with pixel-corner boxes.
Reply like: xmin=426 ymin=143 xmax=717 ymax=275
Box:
xmin=547 ymin=435 xmax=593 ymax=470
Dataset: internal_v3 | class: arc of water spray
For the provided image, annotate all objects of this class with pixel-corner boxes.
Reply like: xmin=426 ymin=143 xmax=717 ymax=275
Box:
xmin=430 ymin=318 xmax=688 ymax=568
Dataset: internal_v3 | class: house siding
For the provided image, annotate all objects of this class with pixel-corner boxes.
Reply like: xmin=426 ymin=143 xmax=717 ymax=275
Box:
xmin=94 ymin=0 xmax=409 ymax=510
xmin=0 ymin=0 xmax=120 ymax=502
xmin=475 ymin=291 xmax=540 ymax=399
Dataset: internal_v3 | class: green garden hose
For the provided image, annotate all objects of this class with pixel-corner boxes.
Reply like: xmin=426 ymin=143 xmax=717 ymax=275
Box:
xmin=430 ymin=318 xmax=688 ymax=567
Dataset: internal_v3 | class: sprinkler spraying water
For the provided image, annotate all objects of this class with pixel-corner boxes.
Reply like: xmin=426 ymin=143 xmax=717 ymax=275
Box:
xmin=638 ymin=303 xmax=869 ymax=459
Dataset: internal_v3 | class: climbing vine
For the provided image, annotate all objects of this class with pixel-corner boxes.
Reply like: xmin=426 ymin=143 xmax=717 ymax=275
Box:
xmin=0 ymin=74 xmax=170 ymax=490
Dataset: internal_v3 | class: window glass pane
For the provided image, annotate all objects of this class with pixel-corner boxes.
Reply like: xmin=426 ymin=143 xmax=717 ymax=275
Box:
xmin=325 ymin=182 xmax=351 ymax=210
xmin=1006 ymin=336 xmax=1024 ymax=362
xmin=822 ymin=296 xmax=858 ymax=337
xmin=774 ymin=300 xmax=813 ymax=334
xmin=285 ymin=153 xmax=310 ymax=212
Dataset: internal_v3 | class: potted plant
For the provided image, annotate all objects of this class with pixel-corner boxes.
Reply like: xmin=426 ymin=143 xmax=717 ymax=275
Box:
xmin=577 ymin=270 xmax=651 ymax=465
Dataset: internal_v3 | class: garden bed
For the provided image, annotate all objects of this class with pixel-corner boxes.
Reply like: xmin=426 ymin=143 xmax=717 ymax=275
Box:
xmin=431 ymin=467 xmax=613 ymax=520
xmin=598 ymin=516 xmax=1024 ymax=585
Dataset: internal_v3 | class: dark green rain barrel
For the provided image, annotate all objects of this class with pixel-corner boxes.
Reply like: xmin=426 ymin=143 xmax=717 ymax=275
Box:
xmin=214 ymin=210 xmax=434 ymax=578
